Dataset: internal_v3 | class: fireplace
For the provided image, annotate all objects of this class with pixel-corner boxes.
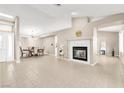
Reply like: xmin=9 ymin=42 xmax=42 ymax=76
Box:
xmin=73 ymin=47 xmax=87 ymax=61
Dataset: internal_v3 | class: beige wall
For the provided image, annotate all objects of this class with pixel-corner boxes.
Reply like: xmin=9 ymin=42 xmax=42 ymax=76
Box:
xmin=20 ymin=37 xmax=29 ymax=48
xmin=97 ymin=31 xmax=119 ymax=56
xmin=41 ymin=36 xmax=55 ymax=55
xmin=20 ymin=37 xmax=43 ymax=48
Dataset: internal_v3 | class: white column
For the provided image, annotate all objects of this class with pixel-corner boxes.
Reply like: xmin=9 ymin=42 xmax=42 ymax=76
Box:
xmin=93 ymin=27 xmax=98 ymax=64
xmin=119 ymin=31 xmax=124 ymax=63
xmin=14 ymin=16 xmax=20 ymax=63
xmin=123 ymin=31 xmax=124 ymax=61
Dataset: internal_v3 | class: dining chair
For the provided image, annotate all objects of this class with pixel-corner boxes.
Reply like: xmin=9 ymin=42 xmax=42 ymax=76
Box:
xmin=20 ymin=47 xmax=30 ymax=57
xmin=37 ymin=48 xmax=44 ymax=56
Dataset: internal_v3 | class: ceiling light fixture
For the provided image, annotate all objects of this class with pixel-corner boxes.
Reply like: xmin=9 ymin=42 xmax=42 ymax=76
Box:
xmin=0 ymin=13 xmax=14 ymax=19
xmin=54 ymin=4 xmax=62 ymax=7
xmin=71 ymin=12 xmax=78 ymax=16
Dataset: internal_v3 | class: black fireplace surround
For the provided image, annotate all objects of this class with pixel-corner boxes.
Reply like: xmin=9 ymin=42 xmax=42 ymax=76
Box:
xmin=73 ymin=47 xmax=87 ymax=61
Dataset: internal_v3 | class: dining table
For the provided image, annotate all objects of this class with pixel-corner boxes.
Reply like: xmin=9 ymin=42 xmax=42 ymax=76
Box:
xmin=28 ymin=47 xmax=44 ymax=56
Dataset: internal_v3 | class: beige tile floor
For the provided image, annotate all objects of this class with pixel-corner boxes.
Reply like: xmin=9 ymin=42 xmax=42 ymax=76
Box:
xmin=0 ymin=55 xmax=124 ymax=88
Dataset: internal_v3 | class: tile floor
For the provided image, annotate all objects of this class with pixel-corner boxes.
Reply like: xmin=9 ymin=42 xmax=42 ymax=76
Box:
xmin=0 ymin=55 xmax=124 ymax=88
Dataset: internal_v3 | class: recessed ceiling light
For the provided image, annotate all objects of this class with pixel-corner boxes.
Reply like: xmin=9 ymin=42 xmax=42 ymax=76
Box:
xmin=0 ymin=13 xmax=14 ymax=19
xmin=71 ymin=12 xmax=78 ymax=16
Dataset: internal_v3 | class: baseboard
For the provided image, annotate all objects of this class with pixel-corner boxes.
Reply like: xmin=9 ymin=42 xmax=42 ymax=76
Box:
xmin=56 ymin=56 xmax=69 ymax=61
xmin=47 ymin=54 xmax=55 ymax=56
xmin=91 ymin=62 xmax=98 ymax=66
xmin=0 ymin=60 xmax=15 ymax=63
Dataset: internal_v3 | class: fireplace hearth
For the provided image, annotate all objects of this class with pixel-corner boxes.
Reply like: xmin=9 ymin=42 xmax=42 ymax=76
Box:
xmin=73 ymin=47 xmax=87 ymax=61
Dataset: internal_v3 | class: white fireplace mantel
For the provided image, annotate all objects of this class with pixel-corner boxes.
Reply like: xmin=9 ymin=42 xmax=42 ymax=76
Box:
xmin=67 ymin=39 xmax=91 ymax=64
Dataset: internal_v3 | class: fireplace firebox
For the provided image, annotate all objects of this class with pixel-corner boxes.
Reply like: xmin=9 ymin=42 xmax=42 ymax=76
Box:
xmin=73 ymin=47 xmax=87 ymax=61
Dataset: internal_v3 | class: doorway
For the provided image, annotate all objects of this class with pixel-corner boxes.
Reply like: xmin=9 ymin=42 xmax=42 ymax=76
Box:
xmin=94 ymin=24 xmax=124 ymax=64
xmin=0 ymin=18 xmax=15 ymax=62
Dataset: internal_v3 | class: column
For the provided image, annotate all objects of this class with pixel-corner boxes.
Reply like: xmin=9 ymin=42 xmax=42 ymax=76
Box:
xmin=93 ymin=27 xmax=98 ymax=64
xmin=14 ymin=16 xmax=20 ymax=63
xmin=119 ymin=30 xmax=124 ymax=63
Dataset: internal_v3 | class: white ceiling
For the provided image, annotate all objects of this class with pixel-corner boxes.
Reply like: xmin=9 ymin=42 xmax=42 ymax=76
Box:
xmin=30 ymin=4 xmax=124 ymax=17
xmin=0 ymin=4 xmax=124 ymax=36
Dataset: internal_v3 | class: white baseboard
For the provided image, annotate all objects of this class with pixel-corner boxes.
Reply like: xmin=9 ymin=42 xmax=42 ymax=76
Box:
xmin=47 ymin=54 xmax=55 ymax=56
xmin=56 ymin=56 xmax=68 ymax=60
xmin=91 ymin=62 xmax=98 ymax=66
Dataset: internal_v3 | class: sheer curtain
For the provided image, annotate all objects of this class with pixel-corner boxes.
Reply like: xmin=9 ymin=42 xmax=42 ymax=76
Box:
xmin=0 ymin=32 xmax=14 ymax=62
